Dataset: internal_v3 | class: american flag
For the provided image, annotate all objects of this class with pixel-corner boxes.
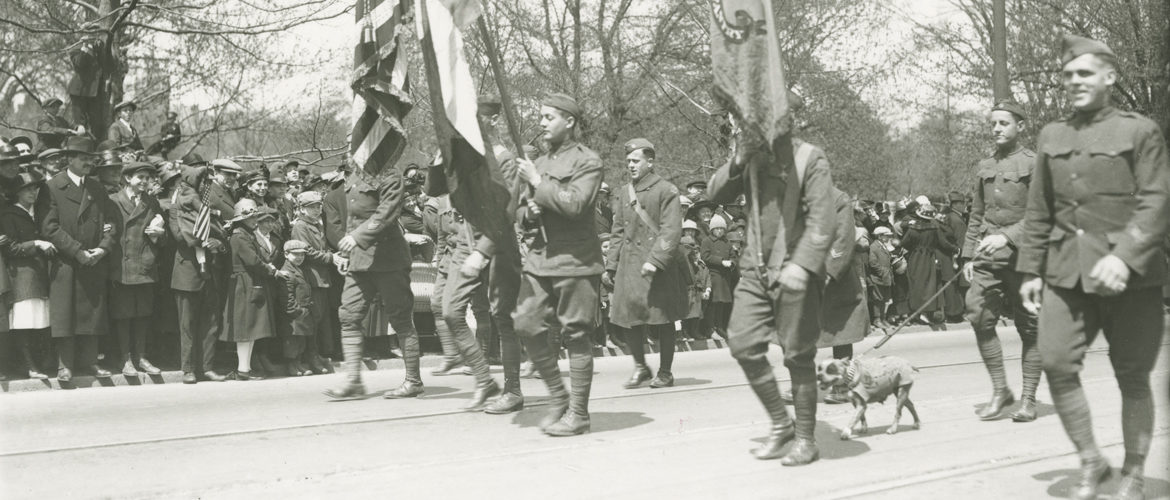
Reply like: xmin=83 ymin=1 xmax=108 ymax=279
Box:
xmin=350 ymin=0 xmax=412 ymax=177
xmin=193 ymin=182 xmax=212 ymax=271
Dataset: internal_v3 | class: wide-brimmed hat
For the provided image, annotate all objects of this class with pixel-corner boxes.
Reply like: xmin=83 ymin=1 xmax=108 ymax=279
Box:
xmin=238 ymin=169 xmax=268 ymax=187
xmin=230 ymin=198 xmax=261 ymax=222
xmin=95 ymin=150 xmax=125 ymax=169
xmin=157 ymin=165 xmax=183 ymax=187
xmin=0 ymin=143 xmax=23 ymax=162
xmin=7 ymin=171 xmax=45 ymax=194
xmin=60 ymin=136 xmax=98 ymax=155
xmin=686 ymin=199 xmax=718 ymax=220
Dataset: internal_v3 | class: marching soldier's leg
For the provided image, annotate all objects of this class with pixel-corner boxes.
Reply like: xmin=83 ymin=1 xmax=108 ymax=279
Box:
xmin=779 ymin=281 xmax=822 ymax=466
xmin=429 ymin=269 xmax=462 ymax=375
xmin=380 ymin=269 xmax=424 ymax=398
xmin=513 ymin=273 xmax=569 ymax=431
xmin=1103 ymin=287 xmax=1163 ymax=499
xmin=485 ymin=254 xmax=524 ymax=414
xmin=651 ymin=323 xmax=675 ymax=388
xmin=1005 ymin=269 xmax=1041 ymax=422
xmin=543 ymin=275 xmax=599 ymax=437
xmin=1039 ymin=285 xmax=1108 ymax=500
xmin=966 ymin=264 xmax=1016 ymax=420
xmin=442 ymin=265 xmax=500 ymax=410
xmin=728 ymin=272 xmax=794 ymax=460
xmin=325 ymin=273 xmax=373 ymax=399
xmin=621 ymin=326 xmax=652 ymax=389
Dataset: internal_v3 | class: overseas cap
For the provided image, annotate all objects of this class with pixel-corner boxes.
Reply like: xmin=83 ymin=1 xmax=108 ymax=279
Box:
xmin=283 ymin=239 xmax=309 ymax=253
xmin=624 ymin=137 xmax=655 ymax=155
xmin=542 ymin=93 xmax=582 ymax=118
xmin=296 ymin=190 xmax=323 ymax=206
xmin=991 ymin=100 xmax=1026 ymax=120
xmin=1061 ymin=34 xmax=1116 ymax=65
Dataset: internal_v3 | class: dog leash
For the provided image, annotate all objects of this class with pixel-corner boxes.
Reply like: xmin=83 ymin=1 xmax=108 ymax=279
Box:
xmin=864 ymin=247 xmax=987 ymax=355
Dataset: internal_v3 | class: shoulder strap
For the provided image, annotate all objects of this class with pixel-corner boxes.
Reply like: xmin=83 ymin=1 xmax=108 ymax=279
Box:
xmin=793 ymin=141 xmax=815 ymax=190
xmin=627 ymin=184 xmax=656 ymax=230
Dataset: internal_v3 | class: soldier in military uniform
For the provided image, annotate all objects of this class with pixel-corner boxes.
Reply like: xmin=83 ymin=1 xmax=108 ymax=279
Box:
xmin=1017 ymin=35 xmax=1169 ymax=500
xmin=960 ymin=100 xmax=1043 ymax=423
xmin=323 ymin=162 xmax=422 ymax=400
xmin=708 ymin=92 xmax=836 ymax=465
xmin=512 ymin=94 xmax=604 ymax=436
xmin=605 ymin=138 xmax=690 ymax=389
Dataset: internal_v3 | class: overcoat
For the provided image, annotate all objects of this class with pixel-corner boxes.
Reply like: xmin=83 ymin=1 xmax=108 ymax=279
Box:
xmin=281 ymin=260 xmax=315 ymax=337
xmin=685 ymin=255 xmax=709 ymax=320
xmin=42 ymin=172 xmax=116 ymax=338
xmin=0 ymin=204 xmax=49 ymax=303
xmin=108 ymin=190 xmax=164 ymax=286
xmin=107 ymin=120 xmax=143 ymax=151
xmin=901 ymin=216 xmax=956 ymax=315
xmin=818 ymin=187 xmax=868 ymax=347
xmin=700 ymin=234 xmax=734 ymax=303
xmin=606 ymin=172 xmax=690 ymax=328
xmin=220 ymin=227 xmax=276 ymax=342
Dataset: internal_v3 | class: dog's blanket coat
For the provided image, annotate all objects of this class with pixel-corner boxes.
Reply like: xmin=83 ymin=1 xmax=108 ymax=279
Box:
xmin=847 ymin=356 xmax=916 ymax=403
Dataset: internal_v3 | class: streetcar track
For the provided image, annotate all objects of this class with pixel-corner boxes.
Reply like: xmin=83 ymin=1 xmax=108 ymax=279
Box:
xmin=1 ymin=342 xmax=1165 ymax=458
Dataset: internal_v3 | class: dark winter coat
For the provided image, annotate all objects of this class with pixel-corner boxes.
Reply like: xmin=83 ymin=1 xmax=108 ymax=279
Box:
xmin=42 ymin=172 xmax=117 ymax=337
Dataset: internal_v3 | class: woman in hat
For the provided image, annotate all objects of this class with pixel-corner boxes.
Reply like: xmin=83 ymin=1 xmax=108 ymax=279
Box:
xmin=108 ymin=162 xmax=167 ymax=376
xmin=700 ymin=214 xmax=734 ymax=339
xmin=899 ymin=200 xmax=957 ymax=330
xmin=0 ymin=172 xmax=55 ymax=379
xmin=220 ymin=199 xmax=286 ymax=380
xmin=252 ymin=206 xmax=286 ymax=375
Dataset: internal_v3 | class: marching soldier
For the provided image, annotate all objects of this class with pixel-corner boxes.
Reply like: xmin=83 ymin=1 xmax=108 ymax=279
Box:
xmin=709 ymin=92 xmax=835 ymax=465
xmin=512 ymin=94 xmax=604 ymax=436
xmin=323 ymin=161 xmax=422 ymax=400
xmin=961 ymin=100 xmax=1042 ymax=423
xmin=606 ymin=138 xmax=690 ymax=389
xmin=1017 ymin=35 xmax=1169 ymax=500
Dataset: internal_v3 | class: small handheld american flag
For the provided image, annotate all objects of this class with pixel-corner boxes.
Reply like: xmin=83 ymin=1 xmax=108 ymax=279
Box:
xmin=193 ymin=183 xmax=212 ymax=272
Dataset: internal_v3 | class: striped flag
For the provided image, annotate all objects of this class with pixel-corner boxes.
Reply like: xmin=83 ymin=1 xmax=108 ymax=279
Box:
xmin=350 ymin=0 xmax=412 ymax=177
xmin=193 ymin=183 xmax=212 ymax=271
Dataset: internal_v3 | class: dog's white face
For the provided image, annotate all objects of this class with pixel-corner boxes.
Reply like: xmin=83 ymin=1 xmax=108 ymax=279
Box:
xmin=816 ymin=359 xmax=850 ymax=391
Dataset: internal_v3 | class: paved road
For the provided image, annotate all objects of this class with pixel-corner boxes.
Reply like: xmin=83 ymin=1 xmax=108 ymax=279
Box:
xmin=1 ymin=327 xmax=1167 ymax=500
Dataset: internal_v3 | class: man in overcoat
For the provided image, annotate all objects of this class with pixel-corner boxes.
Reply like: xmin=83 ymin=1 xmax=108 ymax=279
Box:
xmin=605 ymin=137 xmax=690 ymax=389
xmin=1017 ymin=35 xmax=1170 ymax=500
xmin=41 ymin=136 xmax=117 ymax=381
xmin=815 ymin=186 xmax=868 ymax=403
xmin=707 ymin=92 xmax=836 ymax=465
xmin=107 ymin=101 xmax=143 ymax=152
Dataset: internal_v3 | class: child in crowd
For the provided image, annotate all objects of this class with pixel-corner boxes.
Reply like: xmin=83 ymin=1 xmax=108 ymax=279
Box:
xmin=280 ymin=240 xmax=317 ymax=376
xmin=679 ymin=235 xmax=709 ymax=341
xmin=288 ymin=191 xmax=336 ymax=374
xmin=700 ymin=214 xmax=733 ymax=339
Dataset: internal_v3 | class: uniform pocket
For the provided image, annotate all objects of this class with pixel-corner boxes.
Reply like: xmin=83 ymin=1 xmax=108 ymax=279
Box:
xmin=1087 ymin=142 xmax=1136 ymax=194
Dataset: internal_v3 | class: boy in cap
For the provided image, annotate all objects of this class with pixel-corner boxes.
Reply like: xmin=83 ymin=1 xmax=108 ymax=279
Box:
xmin=1017 ymin=34 xmax=1170 ymax=500
xmin=107 ymin=101 xmax=143 ymax=151
xmin=280 ymin=239 xmax=317 ymax=376
xmin=289 ymin=190 xmax=339 ymax=374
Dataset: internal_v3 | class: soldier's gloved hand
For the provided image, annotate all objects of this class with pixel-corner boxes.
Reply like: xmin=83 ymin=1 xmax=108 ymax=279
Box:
xmin=460 ymin=250 xmax=488 ymax=278
xmin=976 ymin=234 xmax=1009 ymax=255
xmin=1089 ymin=254 xmax=1130 ymax=296
xmin=1019 ymin=277 xmax=1044 ymax=314
xmin=601 ymin=270 xmax=615 ymax=288
xmin=777 ymin=263 xmax=810 ymax=292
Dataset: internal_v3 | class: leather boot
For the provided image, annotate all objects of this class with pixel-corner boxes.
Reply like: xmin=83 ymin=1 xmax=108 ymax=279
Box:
xmin=781 ymin=381 xmax=820 ymax=466
xmin=746 ymin=370 xmax=795 ymax=460
xmin=484 ymin=392 xmax=524 ymax=414
xmin=623 ymin=364 xmax=652 ymax=389
xmin=383 ymin=381 xmax=424 ymax=399
xmin=649 ymin=371 xmax=674 ymax=388
xmin=1113 ymin=474 xmax=1144 ymax=500
xmin=323 ymin=381 xmax=367 ymax=401
xmin=544 ymin=341 xmax=591 ymax=437
xmin=430 ymin=357 xmax=463 ymax=376
xmin=137 ymin=358 xmax=162 ymax=375
xmin=463 ymin=380 xmax=501 ymax=411
xmin=976 ymin=388 xmax=1015 ymax=420
xmin=1010 ymin=396 xmax=1037 ymax=422
xmin=1069 ymin=457 xmax=1111 ymax=500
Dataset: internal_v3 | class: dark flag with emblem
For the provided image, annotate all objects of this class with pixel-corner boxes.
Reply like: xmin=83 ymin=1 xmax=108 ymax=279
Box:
xmin=416 ymin=0 xmax=519 ymax=259
xmin=350 ymin=0 xmax=412 ymax=176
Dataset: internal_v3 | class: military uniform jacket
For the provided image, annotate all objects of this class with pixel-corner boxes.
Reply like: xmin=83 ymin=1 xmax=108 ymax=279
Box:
xmin=707 ymin=138 xmax=836 ymax=278
xmin=1016 ymin=107 xmax=1170 ymax=292
xmin=606 ymin=172 xmax=690 ymax=327
xmin=342 ymin=170 xmax=411 ymax=274
xmin=963 ymin=148 xmax=1034 ymax=262
xmin=819 ymin=187 xmax=867 ymax=348
xmin=109 ymin=190 xmax=165 ymax=285
xmin=519 ymin=140 xmax=605 ymax=277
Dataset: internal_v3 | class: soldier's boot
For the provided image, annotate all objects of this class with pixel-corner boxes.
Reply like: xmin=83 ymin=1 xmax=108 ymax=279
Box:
xmin=1049 ymin=372 xmax=1110 ymax=500
xmin=386 ymin=328 xmax=424 ymax=399
xmin=745 ymin=369 xmax=795 ymax=460
xmin=781 ymin=380 xmax=820 ymax=466
xmin=463 ymin=379 xmax=501 ymax=411
xmin=1115 ymin=376 xmax=1154 ymax=500
xmin=1011 ymin=338 xmax=1042 ymax=422
xmin=545 ymin=341 xmax=591 ymax=437
xmin=974 ymin=326 xmax=1015 ymax=420
xmin=430 ymin=357 xmax=463 ymax=376
xmin=325 ymin=329 xmax=366 ymax=401
xmin=485 ymin=350 xmax=525 ymax=414
xmin=524 ymin=335 xmax=568 ymax=430
xmin=623 ymin=363 xmax=652 ymax=389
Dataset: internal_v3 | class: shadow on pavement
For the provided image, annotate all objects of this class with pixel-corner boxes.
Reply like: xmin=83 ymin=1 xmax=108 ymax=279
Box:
xmin=668 ymin=377 xmax=712 ymax=388
xmin=1034 ymin=468 xmax=1170 ymax=499
xmin=748 ymin=421 xmax=871 ymax=460
xmin=509 ymin=409 xmax=654 ymax=434
xmin=412 ymin=386 xmax=462 ymax=399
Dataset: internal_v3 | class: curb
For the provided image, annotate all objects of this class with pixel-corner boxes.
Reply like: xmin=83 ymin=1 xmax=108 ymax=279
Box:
xmin=0 ymin=337 xmax=733 ymax=393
